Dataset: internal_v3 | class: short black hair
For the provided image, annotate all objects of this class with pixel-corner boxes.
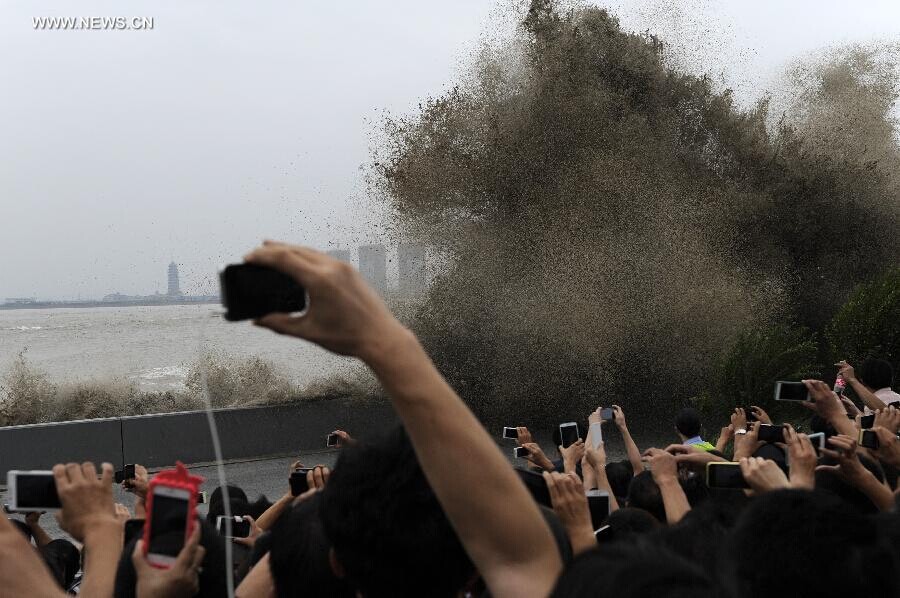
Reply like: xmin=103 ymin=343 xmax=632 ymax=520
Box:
xmin=269 ymin=493 xmax=353 ymax=597
xmin=205 ymin=485 xmax=249 ymax=525
xmin=859 ymin=358 xmax=895 ymax=390
xmin=626 ymin=471 xmax=666 ymax=523
xmin=605 ymin=460 xmax=634 ymax=502
xmin=724 ymin=489 xmax=900 ymax=597
xmin=674 ymin=408 xmax=702 ymax=438
xmin=320 ymin=425 xmax=474 ymax=598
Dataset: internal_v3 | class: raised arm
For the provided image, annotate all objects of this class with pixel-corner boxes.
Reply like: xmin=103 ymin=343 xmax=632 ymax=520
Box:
xmin=247 ymin=242 xmax=561 ymax=598
xmin=837 ymin=361 xmax=888 ymax=412
xmin=611 ymin=405 xmax=642 ymax=475
xmin=642 ymin=449 xmax=690 ymax=524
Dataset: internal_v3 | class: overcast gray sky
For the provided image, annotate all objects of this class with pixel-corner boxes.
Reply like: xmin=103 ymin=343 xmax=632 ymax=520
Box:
xmin=2 ymin=0 xmax=899 ymax=299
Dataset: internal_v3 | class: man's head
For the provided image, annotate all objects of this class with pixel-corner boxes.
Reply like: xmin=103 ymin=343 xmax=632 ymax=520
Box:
xmin=858 ymin=358 xmax=895 ymax=390
xmin=320 ymin=425 xmax=474 ymax=597
xmin=626 ymin=471 xmax=666 ymax=523
xmin=674 ymin=408 xmax=702 ymax=440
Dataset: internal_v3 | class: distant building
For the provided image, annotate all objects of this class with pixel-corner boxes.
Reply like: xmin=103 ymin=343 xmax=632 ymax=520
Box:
xmin=358 ymin=245 xmax=387 ymax=295
xmin=167 ymin=262 xmax=181 ymax=296
xmin=398 ymin=244 xmax=426 ymax=296
xmin=326 ymin=249 xmax=352 ymax=263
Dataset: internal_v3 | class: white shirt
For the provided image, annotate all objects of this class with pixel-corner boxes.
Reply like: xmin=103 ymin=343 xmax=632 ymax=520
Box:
xmin=862 ymin=387 xmax=900 ymax=414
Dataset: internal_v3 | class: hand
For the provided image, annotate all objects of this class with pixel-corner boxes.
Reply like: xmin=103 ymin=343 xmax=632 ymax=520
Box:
xmin=133 ymin=522 xmax=205 ymax=598
xmin=673 ymin=449 xmax=728 ymax=471
xmin=307 ymin=466 xmax=330 ymax=490
xmin=587 ymin=408 xmax=601 ymax=426
xmin=730 ymin=408 xmax=748 ymax=431
xmin=733 ymin=422 xmax=762 ymax=461
xmin=749 ymin=406 xmax=772 ymax=426
xmin=584 ymin=442 xmax=607 ymax=471
xmin=874 ymin=407 xmax=900 ymax=434
xmin=641 ymin=448 xmax=678 ymax=484
xmin=520 ymin=443 xmax=555 ymax=471
xmin=24 ymin=511 xmax=43 ymax=528
xmin=247 ymin=242 xmax=409 ymax=359
xmin=114 ymin=503 xmax=132 ymax=525
xmin=233 ymin=515 xmax=263 ymax=548
xmin=124 ymin=464 xmax=150 ymax=499
xmin=331 ymin=430 xmax=354 ymax=447
xmin=718 ymin=424 xmax=734 ymax=443
xmin=784 ymin=425 xmax=816 ymax=489
xmin=53 ymin=462 xmax=118 ymax=541
xmin=841 ymin=396 xmax=860 ymax=417
xmin=872 ymin=427 xmax=900 ymax=468
xmin=835 ymin=360 xmax=857 ymax=383
xmin=611 ymin=405 xmax=627 ymax=430
xmin=802 ymin=380 xmax=845 ymax=422
xmin=819 ymin=434 xmax=870 ymax=484
xmin=559 ymin=440 xmax=585 ymax=475
xmin=663 ymin=444 xmax=696 ymax=456
xmin=516 ymin=427 xmax=534 ymax=446
xmin=739 ymin=457 xmax=790 ymax=494
xmin=543 ymin=472 xmax=595 ymax=555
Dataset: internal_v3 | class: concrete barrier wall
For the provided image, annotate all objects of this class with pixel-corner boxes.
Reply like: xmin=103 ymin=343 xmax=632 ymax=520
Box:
xmin=0 ymin=401 xmax=397 ymax=479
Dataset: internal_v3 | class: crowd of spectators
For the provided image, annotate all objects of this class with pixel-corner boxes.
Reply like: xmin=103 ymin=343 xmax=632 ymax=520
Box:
xmin=2 ymin=242 xmax=900 ymax=597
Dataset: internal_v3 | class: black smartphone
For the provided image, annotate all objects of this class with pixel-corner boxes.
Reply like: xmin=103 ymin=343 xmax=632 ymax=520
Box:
xmin=326 ymin=433 xmax=339 ymax=448
xmin=219 ymin=263 xmax=308 ymax=322
xmin=289 ymin=468 xmax=314 ymax=496
xmin=757 ymin=424 xmax=786 ymax=444
xmin=859 ymin=429 xmax=879 ymax=449
xmin=860 ymin=414 xmax=876 ymax=429
xmin=514 ymin=467 xmax=552 ymax=508
xmin=599 ymin=408 xmax=614 ymax=422
xmin=774 ymin=381 xmax=810 ymax=402
xmin=706 ymin=462 xmax=749 ymax=489
xmin=502 ymin=427 xmax=519 ymax=440
xmin=124 ymin=519 xmax=146 ymax=544
xmin=559 ymin=422 xmax=580 ymax=448
xmin=514 ymin=446 xmax=530 ymax=459
xmin=216 ymin=516 xmax=251 ymax=538
xmin=115 ymin=464 xmax=137 ymax=484
xmin=586 ymin=491 xmax=610 ymax=529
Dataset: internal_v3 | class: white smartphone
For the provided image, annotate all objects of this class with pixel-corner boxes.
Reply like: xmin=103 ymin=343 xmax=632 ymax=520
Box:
xmin=589 ymin=422 xmax=603 ymax=449
xmin=806 ymin=432 xmax=825 ymax=454
xmin=6 ymin=471 xmax=61 ymax=512
xmin=216 ymin=515 xmax=251 ymax=538
xmin=585 ymin=489 xmax=610 ymax=529
xmin=146 ymin=486 xmax=192 ymax=568
xmin=502 ymin=427 xmax=519 ymax=440
xmin=559 ymin=422 xmax=580 ymax=448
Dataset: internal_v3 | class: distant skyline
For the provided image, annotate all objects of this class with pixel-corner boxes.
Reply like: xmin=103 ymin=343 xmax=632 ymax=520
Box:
xmin=3 ymin=1 xmax=900 ymax=299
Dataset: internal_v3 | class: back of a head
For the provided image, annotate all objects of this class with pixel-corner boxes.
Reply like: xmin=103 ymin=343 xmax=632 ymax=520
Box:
xmin=725 ymin=489 xmax=900 ymax=598
xmin=815 ymin=454 xmax=885 ymax=515
xmin=604 ymin=460 xmax=634 ymax=501
xmin=320 ymin=426 xmax=474 ymax=598
xmin=552 ymin=540 xmax=713 ymax=598
xmin=600 ymin=507 xmax=660 ymax=544
xmin=40 ymin=539 xmax=80 ymax=591
xmin=626 ymin=471 xmax=666 ymax=523
xmin=859 ymin=358 xmax=894 ymax=390
xmin=206 ymin=485 xmax=250 ymax=524
xmin=674 ymin=408 xmax=701 ymax=438
xmin=269 ymin=493 xmax=353 ymax=598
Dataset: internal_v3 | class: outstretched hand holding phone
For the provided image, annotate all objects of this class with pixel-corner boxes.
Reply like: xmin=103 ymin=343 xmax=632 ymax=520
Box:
xmin=245 ymin=241 xmax=562 ymax=598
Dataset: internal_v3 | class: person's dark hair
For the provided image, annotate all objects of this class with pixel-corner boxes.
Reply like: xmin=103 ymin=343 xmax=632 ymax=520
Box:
xmin=114 ymin=520 xmax=228 ymax=598
xmin=246 ymin=495 xmax=273 ymax=520
xmin=655 ymin=499 xmax=739 ymax=573
xmin=674 ymin=408 xmax=702 ymax=438
xmin=320 ymin=426 xmax=474 ymax=598
xmin=626 ymin=471 xmax=666 ymax=523
xmin=552 ymin=540 xmax=713 ymax=598
xmin=858 ymin=358 xmax=895 ymax=390
xmin=206 ymin=485 xmax=249 ymax=524
xmin=815 ymin=453 xmax=885 ymax=514
xmin=604 ymin=460 xmax=633 ymax=501
xmin=269 ymin=493 xmax=353 ymax=597
xmin=724 ymin=489 xmax=900 ymax=597
xmin=596 ymin=507 xmax=660 ymax=544
xmin=40 ymin=539 xmax=80 ymax=590
xmin=678 ymin=472 xmax=710 ymax=507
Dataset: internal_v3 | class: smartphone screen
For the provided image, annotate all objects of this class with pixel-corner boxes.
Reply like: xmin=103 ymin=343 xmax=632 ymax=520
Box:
xmin=219 ymin=263 xmax=307 ymax=321
xmin=290 ymin=468 xmax=313 ymax=496
xmin=326 ymin=433 xmax=339 ymax=447
xmin=559 ymin=423 xmax=580 ymax=448
xmin=859 ymin=430 xmax=879 ymax=449
xmin=503 ymin=427 xmax=519 ymax=440
xmin=586 ymin=492 xmax=610 ymax=529
xmin=706 ymin=463 xmax=749 ymax=489
xmin=757 ymin=424 xmax=786 ymax=444
xmin=599 ymin=408 xmax=614 ymax=421
xmin=514 ymin=446 xmax=529 ymax=459
xmin=148 ymin=493 xmax=189 ymax=558
xmin=860 ymin=414 xmax=875 ymax=429
xmin=13 ymin=472 xmax=61 ymax=510
xmin=774 ymin=381 xmax=810 ymax=402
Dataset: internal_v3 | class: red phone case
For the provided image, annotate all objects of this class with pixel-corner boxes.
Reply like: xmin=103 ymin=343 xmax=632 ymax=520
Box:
xmin=142 ymin=461 xmax=205 ymax=567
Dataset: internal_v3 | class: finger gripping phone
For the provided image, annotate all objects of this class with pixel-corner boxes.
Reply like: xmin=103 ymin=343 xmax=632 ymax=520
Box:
xmin=6 ymin=471 xmax=61 ymax=512
xmin=216 ymin=516 xmax=251 ymax=538
xmin=599 ymin=408 xmax=614 ymax=422
xmin=289 ymin=467 xmax=314 ymax=496
xmin=559 ymin=422 xmax=580 ymax=448
xmin=757 ymin=424 xmax=786 ymax=444
xmin=502 ymin=427 xmax=519 ymax=440
xmin=774 ymin=381 xmax=811 ymax=402
xmin=219 ymin=263 xmax=308 ymax=322
xmin=706 ymin=462 xmax=749 ymax=489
